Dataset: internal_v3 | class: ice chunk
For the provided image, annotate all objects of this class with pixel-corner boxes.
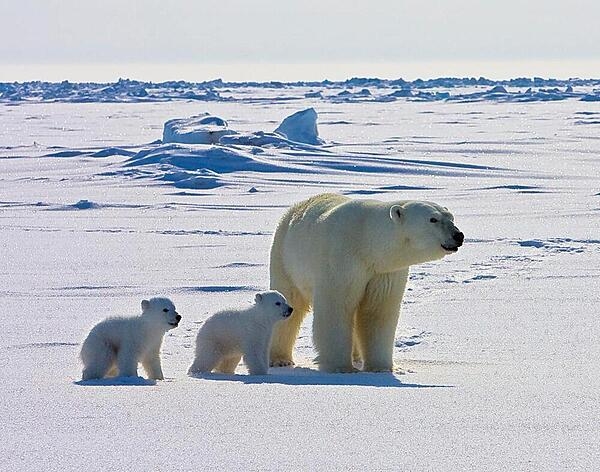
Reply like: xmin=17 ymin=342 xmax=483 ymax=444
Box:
xmin=274 ymin=108 xmax=323 ymax=145
xmin=487 ymin=85 xmax=508 ymax=94
xmin=162 ymin=114 xmax=237 ymax=145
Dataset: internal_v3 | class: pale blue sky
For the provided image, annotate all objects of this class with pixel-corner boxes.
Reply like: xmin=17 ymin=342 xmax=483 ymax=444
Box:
xmin=2 ymin=0 xmax=599 ymax=81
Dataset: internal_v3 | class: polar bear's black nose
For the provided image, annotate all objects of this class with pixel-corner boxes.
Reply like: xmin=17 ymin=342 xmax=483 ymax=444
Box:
xmin=453 ymin=231 xmax=464 ymax=245
xmin=176 ymin=314 xmax=182 ymax=322
xmin=287 ymin=307 xmax=293 ymax=315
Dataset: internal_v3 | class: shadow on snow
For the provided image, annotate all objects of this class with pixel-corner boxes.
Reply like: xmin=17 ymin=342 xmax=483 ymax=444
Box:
xmin=189 ymin=367 xmax=453 ymax=388
xmin=74 ymin=376 xmax=157 ymax=387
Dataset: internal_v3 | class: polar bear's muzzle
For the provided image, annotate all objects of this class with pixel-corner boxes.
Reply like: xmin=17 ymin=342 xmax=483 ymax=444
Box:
xmin=282 ymin=306 xmax=294 ymax=318
xmin=442 ymin=230 xmax=464 ymax=253
xmin=168 ymin=314 xmax=182 ymax=327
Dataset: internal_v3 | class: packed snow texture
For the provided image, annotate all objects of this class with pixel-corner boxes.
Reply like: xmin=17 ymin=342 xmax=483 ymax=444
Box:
xmin=1 ymin=80 xmax=600 ymax=471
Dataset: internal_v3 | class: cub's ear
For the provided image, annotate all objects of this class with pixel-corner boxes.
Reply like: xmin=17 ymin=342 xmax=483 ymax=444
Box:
xmin=390 ymin=204 xmax=403 ymax=222
xmin=254 ymin=293 xmax=263 ymax=303
xmin=141 ymin=299 xmax=150 ymax=312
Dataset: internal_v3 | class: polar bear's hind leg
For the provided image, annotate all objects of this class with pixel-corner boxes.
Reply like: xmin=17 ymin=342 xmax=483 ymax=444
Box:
xmin=269 ymin=288 xmax=309 ymax=367
xmin=80 ymin=337 xmax=116 ymax=380
xmin=215 ymin=354 xmax=242 ymax=374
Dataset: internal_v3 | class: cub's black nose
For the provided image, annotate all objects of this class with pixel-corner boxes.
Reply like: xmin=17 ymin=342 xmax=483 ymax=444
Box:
xmin=287 ymin=307 xmax=294 ymax=315
xmin=453 ymin=231 xmax=464 ymax=245
xmin=176 ymin=314 xmax=182 ymax=322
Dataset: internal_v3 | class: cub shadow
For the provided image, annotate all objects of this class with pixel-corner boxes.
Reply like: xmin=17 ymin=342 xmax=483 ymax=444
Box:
xmin=74 ymin=376 xmax=157 ymax=387
xmin=189 ymin=366 xmax=453 ymax=388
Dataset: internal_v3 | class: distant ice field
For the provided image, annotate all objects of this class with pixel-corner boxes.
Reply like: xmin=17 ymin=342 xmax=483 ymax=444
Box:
xmin=0 ymin=84 xmax=599 ymax=471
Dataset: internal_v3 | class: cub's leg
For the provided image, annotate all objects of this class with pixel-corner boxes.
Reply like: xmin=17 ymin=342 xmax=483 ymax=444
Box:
xmin=142 ymin=353 xmax=164 ymax=380
xmin=189 ymin=340 xmax=222 ymax=374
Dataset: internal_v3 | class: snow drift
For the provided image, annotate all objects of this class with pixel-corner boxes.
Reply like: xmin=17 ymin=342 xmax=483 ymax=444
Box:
xmin=125 ymin=144 xmax=292 ymax=174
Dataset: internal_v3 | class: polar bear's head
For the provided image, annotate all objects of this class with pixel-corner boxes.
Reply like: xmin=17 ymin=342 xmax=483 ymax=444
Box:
xmin=389 ymin=200 xmax=464 ymax=265
xmin=141 ymin=297 xmax=181 ymax=330
xmin=254 ymin=290 xmax=293 ymax=321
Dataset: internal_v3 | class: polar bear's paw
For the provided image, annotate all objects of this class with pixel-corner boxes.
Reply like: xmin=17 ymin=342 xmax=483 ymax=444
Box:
xmin=318 ymin=363 xmax=360 ymax=373
xmin=270 ymin=358 xmax=295 ymax=367
xmin=333 ymin=366 xmax=360 ymax=374
xmin=362 ymin=363 xmax=397 ymax=373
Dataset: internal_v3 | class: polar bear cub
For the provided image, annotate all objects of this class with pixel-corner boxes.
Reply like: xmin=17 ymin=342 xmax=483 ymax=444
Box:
xmin=80 ymin=297 xmax=181 ymax=380
xmin=188 ymin=291 xmax=293 ymax=376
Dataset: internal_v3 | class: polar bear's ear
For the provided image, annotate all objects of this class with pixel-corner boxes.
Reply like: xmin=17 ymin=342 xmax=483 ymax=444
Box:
xmin=390 ymin=204 xmax=403 ymax=222
xmin=255 ymin=293 xmax=263 ymax=304
xmin=141 ymin=299 xmax=150 ymax=312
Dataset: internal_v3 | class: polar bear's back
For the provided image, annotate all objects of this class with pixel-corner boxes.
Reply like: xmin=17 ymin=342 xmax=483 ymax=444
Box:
xmin=277 ymin=193 xmax=394 ymax=244
xmin=80 ymin=316 xmax=133 ymax=365
xmin=196 ymin=309 xmax=249 ymax=351
xmin=286 ymin=193 xmax=349 ymax=226
xmin=272 ymin=193 xmax=395 ymax=292
xmin=81 ymin=316 xmax=139 ymax=352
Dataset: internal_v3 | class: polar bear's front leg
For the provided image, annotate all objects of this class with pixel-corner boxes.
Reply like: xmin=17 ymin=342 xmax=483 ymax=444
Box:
xmin=243 ymin=337 xmax=270 ymax=375
xmin=356 ymin=269 xmax=408 ymax=372
xmin=142 ymin=354 xmax=164 ymax=380
xmin=312 ymin=280 xmax=365 ymax=373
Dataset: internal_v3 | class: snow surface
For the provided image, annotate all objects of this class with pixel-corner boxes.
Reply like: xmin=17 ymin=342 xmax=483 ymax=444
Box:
xmin=1 ymin=81 xmax=600 ymax=471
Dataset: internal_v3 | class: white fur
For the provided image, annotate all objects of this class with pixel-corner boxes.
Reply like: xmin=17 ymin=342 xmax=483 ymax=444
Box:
xmin=269 ymin=193 xmax=463 ymax=372
xmin=80 ymin=297 xmax=181 ymax=380
xmin=188 ymin=291 xmax=293 ymax=376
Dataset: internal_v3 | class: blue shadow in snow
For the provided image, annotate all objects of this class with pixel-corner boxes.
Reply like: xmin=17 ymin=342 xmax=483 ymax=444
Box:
xmin=189 ymin=367 xmax=453 ymax=388
xmin=74 ymin=376 xmax=157 ymax=387
xmin=181 ymin=285 xmax=260 ymax=293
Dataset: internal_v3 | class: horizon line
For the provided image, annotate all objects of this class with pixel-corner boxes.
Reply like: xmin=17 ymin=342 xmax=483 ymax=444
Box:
xmin=2 ymin=59 xmax=600 ymax=83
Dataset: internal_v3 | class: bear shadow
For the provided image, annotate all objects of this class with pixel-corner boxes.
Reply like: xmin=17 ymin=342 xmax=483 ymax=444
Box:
xmin=74 ymin=376 xmax=157 ymax=387
xmin=189 ymin=367 xmax=453 ymax=388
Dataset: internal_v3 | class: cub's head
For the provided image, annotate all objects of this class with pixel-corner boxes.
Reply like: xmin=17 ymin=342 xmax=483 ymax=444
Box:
xmin=141 ymin=297 xmax=181 ymax=330
xmin=254 ymin=290 xmax=293 ymax=321
xmin=389 ymin=201 xmax=464 ymax=264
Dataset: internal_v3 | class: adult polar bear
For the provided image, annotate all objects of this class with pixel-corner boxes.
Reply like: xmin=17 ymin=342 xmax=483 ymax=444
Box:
xmin=269 ymin=193 xmax=464 ymax=372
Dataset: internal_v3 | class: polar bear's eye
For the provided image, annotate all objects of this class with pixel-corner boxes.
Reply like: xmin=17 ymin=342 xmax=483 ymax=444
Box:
xmin=430 ymin=217 xmax=438 ymax=223
xmin=163 ymin=308 xmax=169 ymax=313
xmin=275 ymin=302 xmax=281 ymax=306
